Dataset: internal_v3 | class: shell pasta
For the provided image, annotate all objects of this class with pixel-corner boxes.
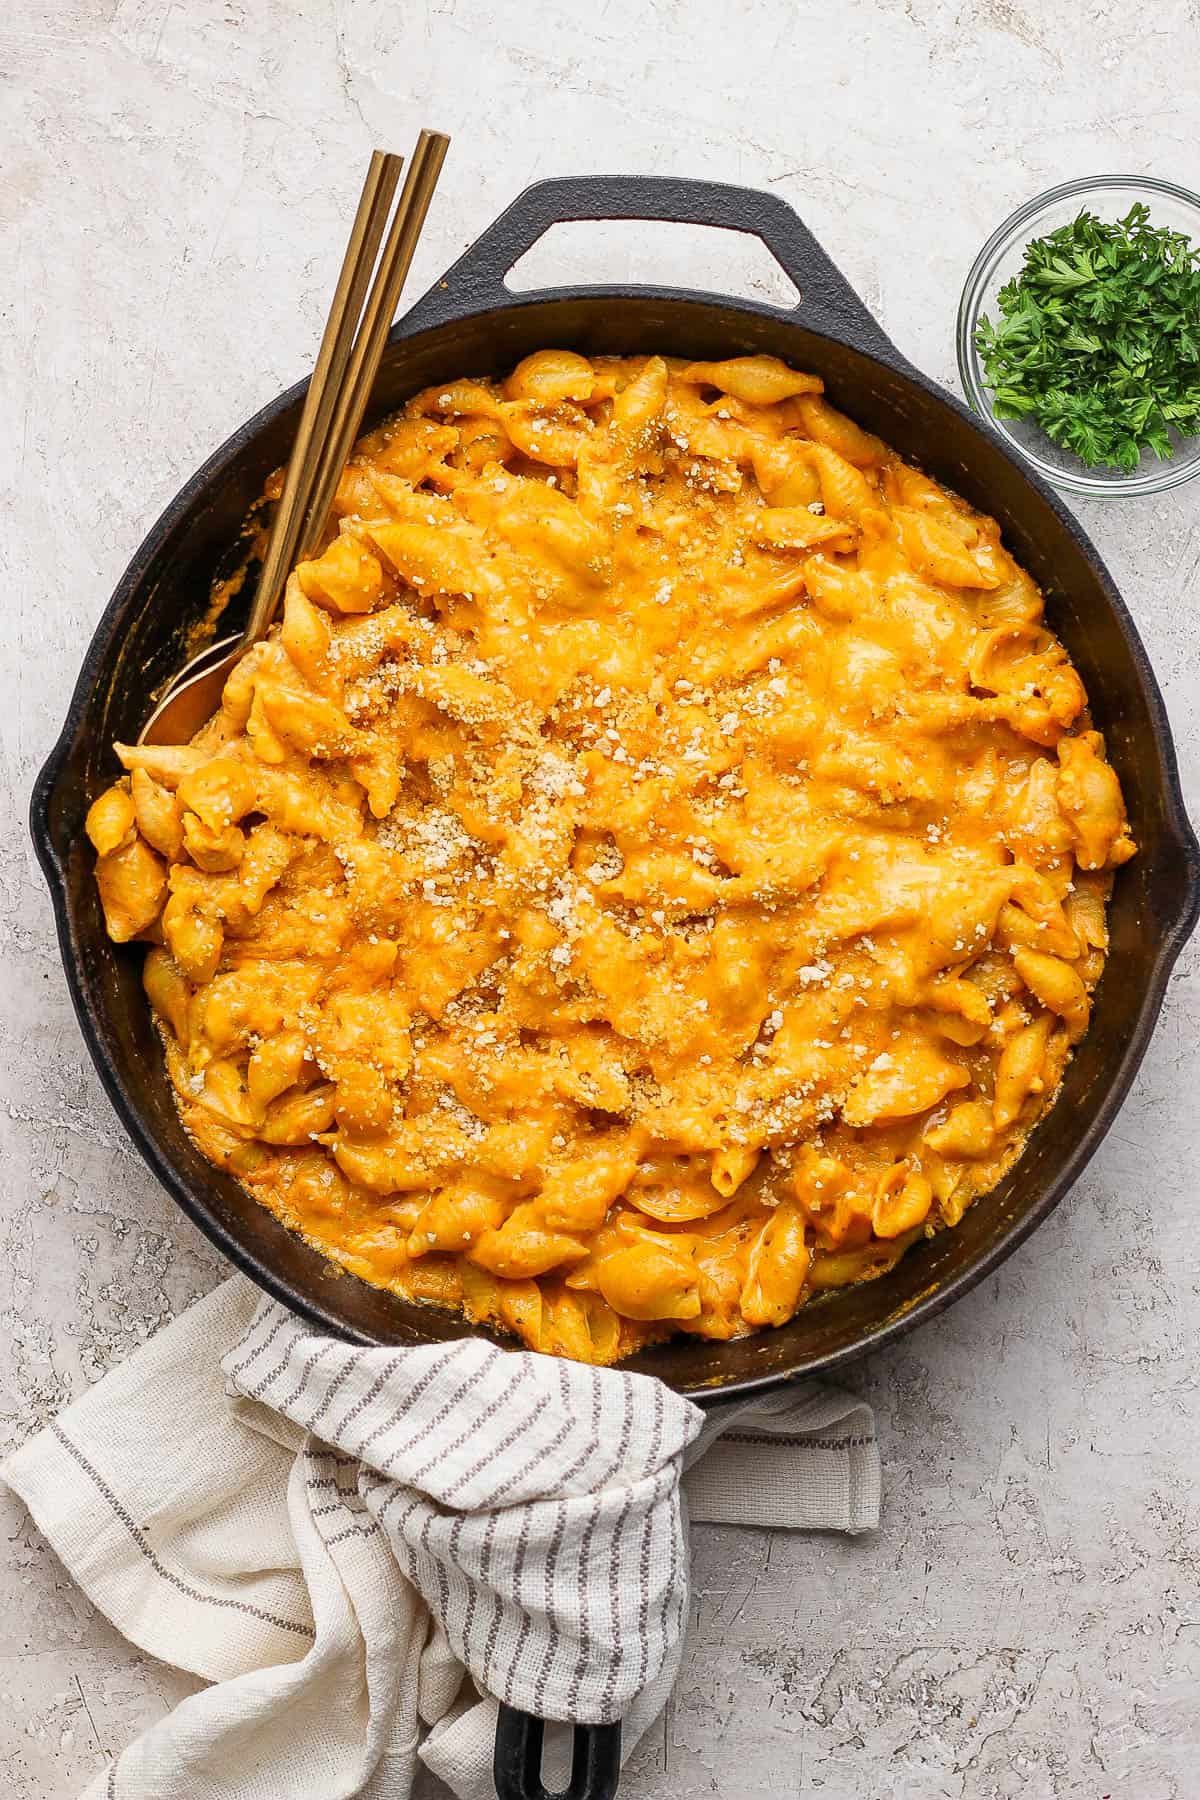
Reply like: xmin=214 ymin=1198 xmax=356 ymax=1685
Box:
xmin=88 ymin=350 xmax=1135 ymax=1364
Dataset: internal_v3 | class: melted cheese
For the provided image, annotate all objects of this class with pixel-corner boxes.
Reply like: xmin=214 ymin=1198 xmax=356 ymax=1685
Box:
xmin=88 ymin=351 xmax=1135 ymax=1364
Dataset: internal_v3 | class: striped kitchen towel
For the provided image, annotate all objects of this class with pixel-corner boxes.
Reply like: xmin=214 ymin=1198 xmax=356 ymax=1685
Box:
xmin=1 ymin=1276 xmax=879 ymax=1800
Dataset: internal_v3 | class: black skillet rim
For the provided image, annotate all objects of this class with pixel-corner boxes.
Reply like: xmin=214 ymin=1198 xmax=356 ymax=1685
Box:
xmin=29 ymin=177 xmax=1200 ymax=1401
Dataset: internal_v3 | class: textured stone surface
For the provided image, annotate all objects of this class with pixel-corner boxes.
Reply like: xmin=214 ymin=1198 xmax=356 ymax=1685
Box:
xmin=3 ymin=1 xmax=1199 ymax=1795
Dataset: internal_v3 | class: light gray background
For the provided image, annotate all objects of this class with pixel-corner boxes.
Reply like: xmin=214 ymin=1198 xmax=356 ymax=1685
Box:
xmin=3 ymin=2 xmax=1198 ymax=1795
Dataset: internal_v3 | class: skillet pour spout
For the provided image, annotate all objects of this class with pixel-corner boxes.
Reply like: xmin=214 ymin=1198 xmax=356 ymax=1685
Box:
xmin=31 ymin=174 xmax=1200 ymax=1402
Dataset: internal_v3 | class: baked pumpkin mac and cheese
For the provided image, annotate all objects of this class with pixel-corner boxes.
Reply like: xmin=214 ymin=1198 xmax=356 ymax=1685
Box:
xmin=88 ymin=352 xmax=1135 ymax=1364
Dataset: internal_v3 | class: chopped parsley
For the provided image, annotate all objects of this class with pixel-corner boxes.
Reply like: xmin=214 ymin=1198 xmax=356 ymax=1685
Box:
xmin=974 ymin=202 xmax=1200 ymax=469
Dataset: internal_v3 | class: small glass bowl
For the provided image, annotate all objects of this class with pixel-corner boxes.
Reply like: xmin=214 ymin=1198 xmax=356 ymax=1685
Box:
xmin=957 ymin=175 xmax=1200 ymax=499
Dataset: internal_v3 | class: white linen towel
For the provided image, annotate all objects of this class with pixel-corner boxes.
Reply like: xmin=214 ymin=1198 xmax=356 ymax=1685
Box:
xmin=2 ymin=1276 xmax=879 ymax=1800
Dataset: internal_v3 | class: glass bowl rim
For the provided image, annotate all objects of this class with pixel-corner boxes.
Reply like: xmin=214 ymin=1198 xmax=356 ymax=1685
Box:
xmin=956 ymin=172 xmax=1200 ymax=499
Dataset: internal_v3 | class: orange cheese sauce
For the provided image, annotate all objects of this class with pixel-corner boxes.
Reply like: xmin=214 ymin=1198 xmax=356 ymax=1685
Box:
xmin=87 ymin=351 xmax=1135 ymax=1364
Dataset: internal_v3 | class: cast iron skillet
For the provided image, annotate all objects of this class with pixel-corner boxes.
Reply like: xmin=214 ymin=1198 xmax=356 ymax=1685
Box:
xmin=31 ymin=178 xmax=1200 ymax=1800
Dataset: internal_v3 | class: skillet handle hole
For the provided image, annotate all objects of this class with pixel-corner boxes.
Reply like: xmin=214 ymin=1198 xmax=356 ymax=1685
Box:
xmin=505 ymin=217 xmax=801 ymax=310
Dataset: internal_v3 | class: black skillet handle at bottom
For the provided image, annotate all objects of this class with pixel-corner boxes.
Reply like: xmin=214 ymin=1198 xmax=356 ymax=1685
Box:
xmin=493 ymin=1705 xmax=622 ymax=1800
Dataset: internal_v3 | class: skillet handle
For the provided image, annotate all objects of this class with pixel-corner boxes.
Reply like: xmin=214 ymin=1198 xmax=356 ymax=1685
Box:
xmin=493 ymin=1705 xmax=622 ymax=1800
xmin=400 ymin=173 xmax=898 ymax=360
